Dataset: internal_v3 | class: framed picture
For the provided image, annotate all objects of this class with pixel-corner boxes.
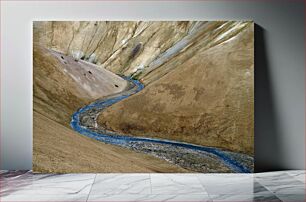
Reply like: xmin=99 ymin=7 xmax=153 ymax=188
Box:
xmin=33 ymin=21 xmax=254 ymax=173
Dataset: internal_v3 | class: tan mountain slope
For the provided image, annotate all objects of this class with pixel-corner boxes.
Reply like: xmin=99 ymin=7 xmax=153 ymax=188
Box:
xmin=97 ymin=23 xmax=254 ymax=155
xmin=33 ymin=44 xmax=128 ymax=125
xmin=34 ymin=21 xmax=193 ymax=78
xmin=34 ymin=111 xmax=187 ymax=173
xmin=34 ymin=21 xmax=250 ymax=84
xmin=33 ymin=44 xmax=185 ymax=172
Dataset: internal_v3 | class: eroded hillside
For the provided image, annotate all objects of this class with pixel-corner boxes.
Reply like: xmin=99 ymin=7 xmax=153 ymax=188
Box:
xmin=33 ymin=44 xmax=128 ymax=125
xmin=33 ymin=44 xmax=185 ymax=173
xmin=33 ymin=21 xmax=254 ymax=172
xmin=34 ymin=21 xmax=251 ymax=84
xmin=97 ymin=23 xmax=254 ymax=155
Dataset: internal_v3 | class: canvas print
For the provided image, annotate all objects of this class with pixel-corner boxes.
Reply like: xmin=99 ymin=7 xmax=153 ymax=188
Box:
xmin=33 ymin=21 xmax=254 ymax=173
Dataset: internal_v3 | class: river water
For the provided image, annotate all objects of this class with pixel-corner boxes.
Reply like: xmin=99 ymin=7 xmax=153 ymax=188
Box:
xmin=70 ymin=77 xmax=253 ymax=173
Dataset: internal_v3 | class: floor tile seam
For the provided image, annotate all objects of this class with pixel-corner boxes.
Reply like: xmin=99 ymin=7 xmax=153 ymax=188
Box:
xmin=86 ymin=174 xmax=97 ymax=202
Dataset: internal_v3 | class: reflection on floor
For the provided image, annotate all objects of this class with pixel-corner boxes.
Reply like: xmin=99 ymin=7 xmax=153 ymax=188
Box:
xmin=0 ymin=170 xmax=305 ymax=201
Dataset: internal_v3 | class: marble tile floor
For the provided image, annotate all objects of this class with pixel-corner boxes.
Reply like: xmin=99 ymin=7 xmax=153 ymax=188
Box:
xmin=0 ymin=170 xmax=305 ymax=202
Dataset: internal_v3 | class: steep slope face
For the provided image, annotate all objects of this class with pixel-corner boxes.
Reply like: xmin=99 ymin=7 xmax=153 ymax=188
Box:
xmin=34 ymin=21 xmax=254 ymax=172
xmin=34 ymin=21 xmax=250 ymax=84
xmin=34 ymin=21 xmax=192 ymax=78
xmin=34 ymin=111 xmax=187 ymax=173
xmin=33 ymin=44 xmax=186 ymax=173
xmin=33 ymin=44 xmax=128 ymax=125
xmin=97 ymin=24 xmax=254 ymax=155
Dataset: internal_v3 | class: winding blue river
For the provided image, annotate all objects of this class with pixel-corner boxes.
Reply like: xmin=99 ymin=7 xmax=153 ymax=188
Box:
xmin=70 ymin=77 xmax=253 ymax=173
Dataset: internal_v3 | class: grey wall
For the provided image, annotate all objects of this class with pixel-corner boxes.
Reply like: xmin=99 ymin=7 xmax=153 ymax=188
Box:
xmin=1 ymin=0 xmax=304 ymax=172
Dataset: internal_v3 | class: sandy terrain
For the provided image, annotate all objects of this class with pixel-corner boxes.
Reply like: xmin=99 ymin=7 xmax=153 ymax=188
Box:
xmin=98 ymin=23 xmax=254 ymax=155
xmin=33 ymin=44 xmax=127 ymax=126
xmin=33 ymin=21 xmax=254 ymax=172
xmin=33 ymin=45 xmax=186 ymax=173
xmin=33 ymin=111 xmax=187 ymax=173
xmin=34 ymin=21 xmax=251 ymax=84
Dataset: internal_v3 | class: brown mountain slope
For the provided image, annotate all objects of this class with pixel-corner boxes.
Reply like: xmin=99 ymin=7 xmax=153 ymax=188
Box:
xmin=97 ymin=24 xmax=254 ymax=155
xmin=33 ymin=44 xmax=128 ymax=125
xmin=34 ymin=21 xmax=251 ymax=85
xmin=34 ymin=21 xmax=193 ymax=78
xmin=33 ymin=111 xmax=187 ymax=173
xmin=33 ymin=44 xmax=185 ymax=173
